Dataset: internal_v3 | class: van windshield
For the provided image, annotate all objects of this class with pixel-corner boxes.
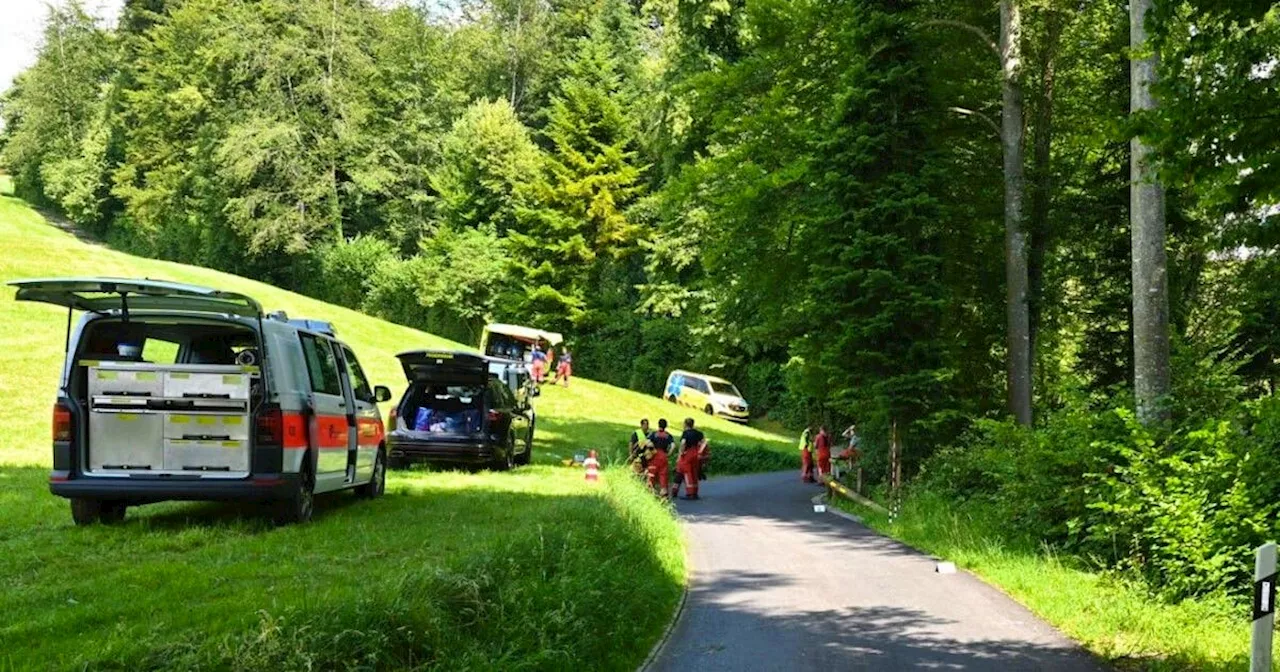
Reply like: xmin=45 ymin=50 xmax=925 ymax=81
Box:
xmin=710 ymin=381 xmax=742 ymax=397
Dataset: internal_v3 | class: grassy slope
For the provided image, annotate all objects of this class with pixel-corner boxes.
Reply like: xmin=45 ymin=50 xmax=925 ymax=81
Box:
xmin=833 ymin=492 xmax=1260 ymax=671
xmin=2 ymin=195 xmax=793 ymax=669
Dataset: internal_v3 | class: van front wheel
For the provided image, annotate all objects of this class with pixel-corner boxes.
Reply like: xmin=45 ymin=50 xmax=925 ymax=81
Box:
xmin=704 ymin=404 xmax=714 ymax=416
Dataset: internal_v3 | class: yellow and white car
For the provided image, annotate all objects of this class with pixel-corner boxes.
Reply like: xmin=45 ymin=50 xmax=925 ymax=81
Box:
xmin=664 ymin=370 xmax=749 ymax=423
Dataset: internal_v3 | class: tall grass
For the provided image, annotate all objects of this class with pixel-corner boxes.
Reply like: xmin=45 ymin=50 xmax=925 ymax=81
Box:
xmin=0 ymin=467 xmax=683 ymax=671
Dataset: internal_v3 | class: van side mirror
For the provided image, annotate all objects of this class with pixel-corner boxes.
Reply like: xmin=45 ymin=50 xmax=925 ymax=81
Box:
xmin=374 ymin=385 xmax=392 ymax=403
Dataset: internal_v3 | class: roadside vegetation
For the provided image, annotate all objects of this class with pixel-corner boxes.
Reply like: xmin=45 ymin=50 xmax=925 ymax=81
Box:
xmin=1 ymin=466 xmax=682 ymax=671
xmin=833 ymin=491 xmax=1260 ymax=671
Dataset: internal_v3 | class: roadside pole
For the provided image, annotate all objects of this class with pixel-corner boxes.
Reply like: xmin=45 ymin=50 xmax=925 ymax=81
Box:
xmin=1253 ymin=542 xmax=1277 ymax=672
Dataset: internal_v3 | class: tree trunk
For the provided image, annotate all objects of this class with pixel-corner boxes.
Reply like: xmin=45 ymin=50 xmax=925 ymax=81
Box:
xmin=1028 ymin=10 xmax=1063 ymax=383
xmin=1001 ymin=0 xmax=1032 ymax=426
xmin=1130 ymin=0 xmax=1171 ymax=424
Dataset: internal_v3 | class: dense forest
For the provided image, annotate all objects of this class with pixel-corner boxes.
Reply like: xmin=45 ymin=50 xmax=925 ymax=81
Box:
xmin=4 ymin=0 xmax=1280 ymax=603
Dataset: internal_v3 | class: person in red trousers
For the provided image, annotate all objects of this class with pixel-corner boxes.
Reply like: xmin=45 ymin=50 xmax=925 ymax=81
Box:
xmin=799 ymin=427 xmax=816 ymax=483
xmin=672 ymin=418 xmax=705 ymax=500
xmin=647 ymin=419 xmax=674 ymax=498
xmin=815 ymin=425 xmax=832 ymax=483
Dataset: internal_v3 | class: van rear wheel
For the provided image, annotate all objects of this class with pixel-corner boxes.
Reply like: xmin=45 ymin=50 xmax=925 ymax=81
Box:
xmin=70 ymin=498 xmax=126 ymax=526
xmin=274 ymin=459 xmax=315 ymax=525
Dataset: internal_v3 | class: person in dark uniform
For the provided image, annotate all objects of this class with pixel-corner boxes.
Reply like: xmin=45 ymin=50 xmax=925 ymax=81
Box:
xmin=673 ymin=417 xmax=706 ymax=500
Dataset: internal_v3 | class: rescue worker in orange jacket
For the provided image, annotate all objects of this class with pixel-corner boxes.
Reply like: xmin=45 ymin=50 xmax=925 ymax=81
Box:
xmin=815 ymin=425 xmax=833 ymax=482
xmin=647 ymin=419 xmax=675 ymax=498
xmin=799 ymin=426 xmax=816 ymax=483
xmin=672 ymin=417 xmax=705 ymax=500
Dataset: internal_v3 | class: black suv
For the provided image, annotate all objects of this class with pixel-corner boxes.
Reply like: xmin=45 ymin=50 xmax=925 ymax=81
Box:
xmin=386 ymin=351 xmax=534 ymax=470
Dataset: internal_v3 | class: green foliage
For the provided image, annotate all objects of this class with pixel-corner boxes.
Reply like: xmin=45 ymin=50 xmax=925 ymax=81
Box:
xmin=309 ymin=235 xmax=397 ymax=310
xmin=432 ymin=98 xmax=543 ymax=233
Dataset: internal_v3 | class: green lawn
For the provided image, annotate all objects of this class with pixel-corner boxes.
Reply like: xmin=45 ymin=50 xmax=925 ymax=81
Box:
xmin=0 ymin=194 xmax=799 ymax=670
xmin=832 ymin=490 xmax=1261 ymax=671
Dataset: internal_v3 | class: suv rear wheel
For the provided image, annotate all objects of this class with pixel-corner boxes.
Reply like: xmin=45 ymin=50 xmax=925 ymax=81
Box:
xmin=70 ymin=498 xmax=127 ymax=526
xmin=357 ymin=449 xmax=386 ymax=499
xmin=494 ymin=433 xmax=517 ymax=471
xmin=274 ymin=458 xmax=315 ymax=525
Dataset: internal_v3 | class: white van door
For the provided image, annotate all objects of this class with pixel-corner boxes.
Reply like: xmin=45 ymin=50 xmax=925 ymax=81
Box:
xmin=339 ymin=345 xmax=381 ymax=483
xmin=298 ymin=333 xmax=350 ymax=492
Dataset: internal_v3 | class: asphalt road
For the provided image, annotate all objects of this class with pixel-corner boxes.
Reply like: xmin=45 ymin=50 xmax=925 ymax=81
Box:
xmin=649 ymin=471 xmax=1104 ymax=672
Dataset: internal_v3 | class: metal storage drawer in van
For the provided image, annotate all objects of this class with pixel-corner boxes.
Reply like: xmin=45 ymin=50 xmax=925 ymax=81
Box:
xmin=87 ymin=366 xmax=164 ymax=398
xmin=163 ymin=413 xmax=249 ymax=441
xmin=88 ymin=410 xmax=163 ymax=471
xmin=163 ymin=439 xmax=249 ymax=473
xmin=164 ymin=368 xmax=251 ymax=400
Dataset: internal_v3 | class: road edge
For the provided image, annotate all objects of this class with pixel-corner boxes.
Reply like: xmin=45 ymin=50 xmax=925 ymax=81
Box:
xmin=636 ymin=529 xmax=692 ymax=672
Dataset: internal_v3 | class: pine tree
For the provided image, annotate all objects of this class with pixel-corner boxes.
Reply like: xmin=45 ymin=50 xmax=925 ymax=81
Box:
xmin=508 ymin=5 xmax=645 ymax=329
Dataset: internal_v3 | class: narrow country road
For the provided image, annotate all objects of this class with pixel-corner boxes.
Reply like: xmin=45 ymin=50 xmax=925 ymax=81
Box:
xmin=650 ymin=471 xmax=1104 ymax=671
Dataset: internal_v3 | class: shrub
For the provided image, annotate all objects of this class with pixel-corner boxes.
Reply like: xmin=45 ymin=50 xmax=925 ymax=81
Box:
xmin=310 ymin=235 xmax=397 ymax=310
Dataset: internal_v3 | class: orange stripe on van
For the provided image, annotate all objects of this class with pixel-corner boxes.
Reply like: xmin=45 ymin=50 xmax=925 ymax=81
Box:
xmin=357 ymin=418 xmax=384 ymax=445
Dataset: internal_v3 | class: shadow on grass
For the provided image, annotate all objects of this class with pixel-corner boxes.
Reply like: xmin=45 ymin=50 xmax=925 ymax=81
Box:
xmin=0 ymin=465 xmax=682 ymax=672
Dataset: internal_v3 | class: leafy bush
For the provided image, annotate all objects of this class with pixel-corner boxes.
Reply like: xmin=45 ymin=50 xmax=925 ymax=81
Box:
xmin=310 ymin=235 xmax=397 ymax=310
xmin=1080 ymin=400 xmax=1280 ymax=600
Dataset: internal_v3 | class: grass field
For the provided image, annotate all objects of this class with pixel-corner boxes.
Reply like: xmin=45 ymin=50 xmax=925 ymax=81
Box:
xmin=833 ymin=490 xmax=1262 ymax=671
xmin=0 ymin=194 xmax=793 ymax=670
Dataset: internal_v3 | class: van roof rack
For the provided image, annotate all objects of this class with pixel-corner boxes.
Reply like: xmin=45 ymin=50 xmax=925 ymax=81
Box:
xmin=288 ymin=319 xmax=336 ymax=336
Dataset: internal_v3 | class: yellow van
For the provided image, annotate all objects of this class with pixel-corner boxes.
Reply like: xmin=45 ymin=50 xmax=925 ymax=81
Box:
xmin=664 ymin=370 xmax=749 ymax=423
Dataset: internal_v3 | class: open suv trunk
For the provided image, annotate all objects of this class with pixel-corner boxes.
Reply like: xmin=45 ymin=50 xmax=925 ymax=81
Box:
xmin=388 ymin=351 xmax=498 ymax=466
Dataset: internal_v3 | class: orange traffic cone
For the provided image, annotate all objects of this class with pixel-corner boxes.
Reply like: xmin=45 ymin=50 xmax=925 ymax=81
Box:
xmin=584 ymin=450 xmax=600 ymax=482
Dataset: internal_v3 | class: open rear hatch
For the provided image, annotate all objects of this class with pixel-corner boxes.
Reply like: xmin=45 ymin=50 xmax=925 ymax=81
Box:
xmin=11 ymin=278 xmax=264 ymax=479
xmin=9 ymin=277 xmax=263 ymax=318
xmin=394 ymin=351 xmax=488 ymax=438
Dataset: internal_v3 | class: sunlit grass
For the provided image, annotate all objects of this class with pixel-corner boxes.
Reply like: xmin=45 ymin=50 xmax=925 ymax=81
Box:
xmin=0 ymin=196 xmax=731 ymax=670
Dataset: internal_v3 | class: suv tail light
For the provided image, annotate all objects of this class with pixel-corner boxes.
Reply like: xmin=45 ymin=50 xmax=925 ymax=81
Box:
xmin=487 ymin=409 xmax=503 ymax=424
xmin=52 ymin=403 xmax=72 ymax=442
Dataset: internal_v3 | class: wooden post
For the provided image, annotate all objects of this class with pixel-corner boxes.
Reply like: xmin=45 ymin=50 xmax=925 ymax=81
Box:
xmin=856 ymin=467 xmax=863 ymax=495
xmin=888 ymin=421 xmax=902 ymax=522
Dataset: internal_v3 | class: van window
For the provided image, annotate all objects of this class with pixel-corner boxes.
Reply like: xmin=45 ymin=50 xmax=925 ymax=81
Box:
xmin=300 ymin=334 xmax=342 ymax=396
xmin=341 ymin=345 xmax=375 ymax=404
xmin=690 ymin=377 xmax=710 ymax=394
xmin=710 ymin=381 xmax=741 ymax=396
xmin=142 ymin=338 xmax=179 ymax=364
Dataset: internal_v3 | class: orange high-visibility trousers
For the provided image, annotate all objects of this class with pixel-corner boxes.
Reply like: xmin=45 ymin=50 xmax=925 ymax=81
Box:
xmin=816 ymin=448 xmax=832 ymax=481
xmin=673 ymin=450 xmax=700 ymax=498
xmin=801 ymin=448 xmax=815 ymax=482
xmin=647 ymin=450 xmax=670 ymax=497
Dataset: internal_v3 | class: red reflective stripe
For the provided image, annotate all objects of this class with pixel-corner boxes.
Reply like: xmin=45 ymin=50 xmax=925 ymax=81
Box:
xmin=280 ymin=412 xmax=308 ymax=449
xmin=315 ymin=414 xmax=349 ymax=449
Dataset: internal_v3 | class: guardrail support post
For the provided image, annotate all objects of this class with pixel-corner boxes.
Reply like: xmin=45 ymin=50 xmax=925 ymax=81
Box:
xmin=1253 ymin=542 xmax=1277 ymax=672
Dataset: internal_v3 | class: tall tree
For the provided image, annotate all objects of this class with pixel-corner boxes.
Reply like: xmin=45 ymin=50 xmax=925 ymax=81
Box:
xmin=1001 ymin=0 xmax=1032 ymax=426
xmin=1129 ymin=0 xmax=1171 ymax=423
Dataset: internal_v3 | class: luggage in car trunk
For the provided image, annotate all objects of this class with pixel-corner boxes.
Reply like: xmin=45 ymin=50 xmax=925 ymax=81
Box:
xmin=394 ymin=351 xmax=488 ymax=438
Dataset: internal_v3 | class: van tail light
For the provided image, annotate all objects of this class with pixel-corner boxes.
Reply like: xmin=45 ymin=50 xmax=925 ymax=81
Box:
xmin=256 ymin=406 xmax=283 ymax=446
xmin=52 ymin=403 xmax=73 ymax=442
xmin=487 ymin=410 xmax=503 ymax=424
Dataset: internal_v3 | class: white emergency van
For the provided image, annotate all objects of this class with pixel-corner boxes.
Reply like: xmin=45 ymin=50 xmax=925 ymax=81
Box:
xmin=11 ymin=277 xmax=392 ymax=525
